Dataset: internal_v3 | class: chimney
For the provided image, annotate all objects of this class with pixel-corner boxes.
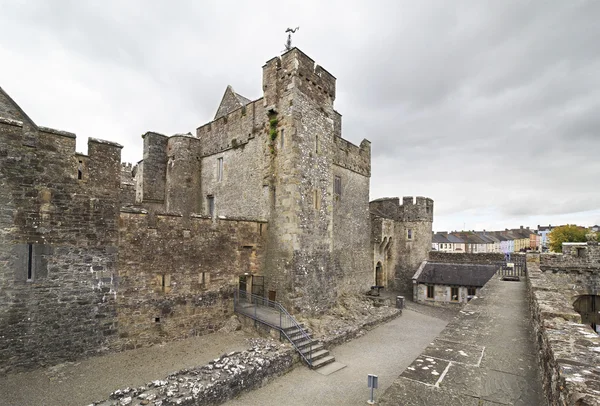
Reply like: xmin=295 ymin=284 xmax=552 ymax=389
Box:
xmin=520 ymin=225 xmax=523 ymax=230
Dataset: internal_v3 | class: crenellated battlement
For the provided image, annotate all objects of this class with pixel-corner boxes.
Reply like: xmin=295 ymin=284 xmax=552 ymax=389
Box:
xmin=263 ymin=47 xmax=336 ymax=110
xmin=332 ymin=137 xmax=371 ymax=177
xmin=196 ymin=97 xmax=265 ymax=157
xmin=399 ymin=196 xmax=434 ymax=222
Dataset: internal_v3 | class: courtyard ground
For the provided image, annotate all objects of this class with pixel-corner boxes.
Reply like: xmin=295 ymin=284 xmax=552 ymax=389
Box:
xmin=0 ymin=304 xmax=451 ymax=406
xmin=225 ymin=308 xmax=449 ymax=406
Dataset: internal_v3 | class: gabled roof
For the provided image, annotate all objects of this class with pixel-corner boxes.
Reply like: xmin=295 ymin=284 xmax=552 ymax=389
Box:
xmin=214 ymin=85 xmax=252 ymax=120
xmin=0 ymin=86 xmax=37 ymax=127
xmin=432 ymin=233 xmax=451 ymax=244
xmin=451 ymin=232 xmax=486 ymax=244
xmin=413 ymin=262 xmax=498 ymax=287
xmin=445 ymin=234 xmax=464 ymax=243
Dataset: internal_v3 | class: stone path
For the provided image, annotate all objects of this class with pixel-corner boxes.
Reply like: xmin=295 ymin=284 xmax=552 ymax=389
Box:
xmin=0 ymin=330 xmax=254 ymax=406
xmin=379 ymin=277 xmax=545 ymax=405
xmin=225 ymin=309 xmax=449 ymax=406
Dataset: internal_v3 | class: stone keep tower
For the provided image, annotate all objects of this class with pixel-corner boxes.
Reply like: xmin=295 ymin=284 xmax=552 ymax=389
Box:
xmin=370 ymin=196 xmax=434 ymax=294
xmin=261 ymin=48 xmax=372 ymax=314
xmin=396 ymin=197 xmax=434 ymax=293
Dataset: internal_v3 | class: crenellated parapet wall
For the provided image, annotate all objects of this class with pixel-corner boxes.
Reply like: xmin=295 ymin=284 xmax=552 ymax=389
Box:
xmin=0 ymin=114 xmax=123 ymax=374
xmin=527 ymin=259 xmax=600 ymax=405
xmin=399 ymin=196 xmax=434 ymax=222
xmin=332 ymin=137 xmax=370 ymax=177
xmin=262 ymin=47 xmax=336 ymax=111
xmin=196 ymin=98 xmax=266 ymax=158
xmin=541 ymin=242 xmax=600 ymax=271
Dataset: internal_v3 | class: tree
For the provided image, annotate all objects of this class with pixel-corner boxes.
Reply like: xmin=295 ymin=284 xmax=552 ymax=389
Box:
xmin=548 ymin=225 xmax=588 ymax=253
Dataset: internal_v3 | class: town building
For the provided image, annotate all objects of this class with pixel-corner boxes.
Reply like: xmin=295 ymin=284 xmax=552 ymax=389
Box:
xmin=412 ymin=261 xmax=498 ymax=304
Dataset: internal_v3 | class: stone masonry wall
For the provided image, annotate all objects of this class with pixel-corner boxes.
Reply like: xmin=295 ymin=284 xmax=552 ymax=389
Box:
xmin=428 ymin=251 xmax=506 ymax=264
xmin=0 ymin=119 xmax=122 ymax=373
xmin=117 ymin=210 xmax=266 ymax=349
xmin=527 ymin=258 xmax=600 ymax=405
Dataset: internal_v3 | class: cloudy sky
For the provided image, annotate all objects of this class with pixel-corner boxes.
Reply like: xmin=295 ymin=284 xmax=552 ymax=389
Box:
xmin=1 ymin=0 xmax=599 ymax=232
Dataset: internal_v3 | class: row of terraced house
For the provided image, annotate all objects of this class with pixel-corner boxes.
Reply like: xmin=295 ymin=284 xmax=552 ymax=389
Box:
xmin=432 ymin=226 xmax=541 ymax=254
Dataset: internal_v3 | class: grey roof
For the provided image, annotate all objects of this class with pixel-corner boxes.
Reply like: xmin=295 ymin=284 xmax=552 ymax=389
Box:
xmin=451 ymin=232 xmax=486 ymax=244
xmin=234 ymin=92 xmax=252 ymax=105
xmin=414 ymin=262 xmax=498 ymax=287
xmin=445 ymin=234 xmax=464 ymax=243
xmin=432 ymin=233 xmax=451 ymax=244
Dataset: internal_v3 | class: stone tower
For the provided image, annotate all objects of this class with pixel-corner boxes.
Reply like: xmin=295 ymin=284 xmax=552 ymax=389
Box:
xmin=261 ymin=48 xmax=372 ymax=314
xmin=370 ymin=196 xmax=434 ymax=294
xmin=396 ymin=196 xmax=434 ymax=293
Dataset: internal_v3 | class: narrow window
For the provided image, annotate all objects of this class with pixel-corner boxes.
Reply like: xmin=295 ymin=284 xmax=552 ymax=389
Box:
xmin=155 ymin=317 xmax=161 ymax=323
xmin=315 ymin=135 xmax=319 ymax=154
xmin=27 ymin=243 xmax=33 ymax=281
xmin=77 ymin=160 xmax=83 ymax=180
xmin=407 ymin=229 xmax=413 ymax=240
xmin=271 ymin=187 xmax=276 ymax=207
xmin=207 ymin=195 xmax=215 ymax=217
xmin=451 ymin=287 xmax=459 ymax=302
xmin=427 ymin=285 xmax=434 ymax=299
xmin=259 ymin=223 xmax=263 ymax=235
xmin=314 ymin=189 xmax=320 ymax=210
xmin=334 ymin=176 xmax=342 ymax=197
xmin=280 ymin=128 xmax=285 ymax=148
xmin=200 ymin=272 xmax=209 ymax=289
xmin=217 ymin=157 xmax=223 ymax=182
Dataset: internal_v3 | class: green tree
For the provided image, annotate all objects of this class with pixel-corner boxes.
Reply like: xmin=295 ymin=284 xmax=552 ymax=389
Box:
xmin=548 ymin=225 xmax=588 ymax=253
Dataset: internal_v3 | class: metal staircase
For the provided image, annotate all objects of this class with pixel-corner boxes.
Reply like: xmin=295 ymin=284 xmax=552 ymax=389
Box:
xmin=234 ymin=290 xmax=335 ymax=369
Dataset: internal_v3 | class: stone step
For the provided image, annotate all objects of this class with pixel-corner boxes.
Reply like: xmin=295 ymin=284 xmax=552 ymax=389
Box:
xmin=306 ymin=349 xmax=330 ymax=362
xmin=311 ymin=355 xmax=336 ymax=369
xmin=288 ymin=330 xmax=312 ymax=341
xmin=283 ymin=323 xmax=305 ymax=333
xmin=294 ymin=338 xmax=318 ymax=350
xmin=300 ymin=342 xmax=324 ymax=355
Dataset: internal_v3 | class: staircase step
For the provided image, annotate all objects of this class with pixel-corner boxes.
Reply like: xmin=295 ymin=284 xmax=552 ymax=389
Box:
xmin=306 ymin=349 xmax=330 ymax=362
xmin=283 ymin=324 xmax=305 ymax=333
xmin=300 ymin=343 xmax=323 ymax=354
xmin=294 ymin=339 xmax=317 ymax=349
xmin=289 ymin=331 xmax=311 ymax=341
xmin=311 ymin=355 xmax=336 ymax=369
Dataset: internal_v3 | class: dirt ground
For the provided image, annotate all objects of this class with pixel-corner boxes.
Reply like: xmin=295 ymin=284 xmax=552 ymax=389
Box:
xmin=0 ymin=329 xmax=254 ymax=406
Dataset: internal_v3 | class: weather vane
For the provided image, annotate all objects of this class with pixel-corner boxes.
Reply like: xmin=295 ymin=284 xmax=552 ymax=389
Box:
xmin=285 ymin=27 xmax=299 ymax=51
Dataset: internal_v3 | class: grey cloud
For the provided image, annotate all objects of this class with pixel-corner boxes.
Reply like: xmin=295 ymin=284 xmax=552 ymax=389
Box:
xmin=1 ymin=0 xmax=598 ymax=231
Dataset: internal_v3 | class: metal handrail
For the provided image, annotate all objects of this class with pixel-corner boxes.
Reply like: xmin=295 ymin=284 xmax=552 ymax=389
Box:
xmin=234 ymin=289 xmax=313 ymax=365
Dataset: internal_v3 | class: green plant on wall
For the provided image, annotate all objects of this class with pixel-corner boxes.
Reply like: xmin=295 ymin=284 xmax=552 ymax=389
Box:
xmin=268 ymin=114 xmax=278 ymax=154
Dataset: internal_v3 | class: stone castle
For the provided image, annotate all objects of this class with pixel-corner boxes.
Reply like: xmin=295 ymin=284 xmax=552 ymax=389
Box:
xmin=0 ymin=48 xmax=433 ymax=373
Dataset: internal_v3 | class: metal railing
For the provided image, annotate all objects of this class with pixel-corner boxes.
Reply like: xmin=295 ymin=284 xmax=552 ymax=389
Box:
xmin=234 ymin=289 xmax=313 ymax=365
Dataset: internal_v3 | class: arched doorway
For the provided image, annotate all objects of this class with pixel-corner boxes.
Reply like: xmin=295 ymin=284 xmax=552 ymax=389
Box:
xmin=574 ymin=295 xmax=600 ymax=333
xmin=375 ymin=262 xmax=383 ymax=286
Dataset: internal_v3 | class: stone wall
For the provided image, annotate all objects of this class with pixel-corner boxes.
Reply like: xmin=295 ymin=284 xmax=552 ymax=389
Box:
xmin=0 ymin=119 xmax=122 ymax=373
xmin=527 ymin=258 xmax=600 ymax=405
xmin=369 ymin=196 xmax=434 ymax=293
xmin=541 ymin=242 xmax=600 ymax=271
xmin=428 ymin=251 xmax=506 ymax=264
xmin=199 ymin=135 xmax=267 ymax=220
xmin=414 ymin=283 xmax=479 ymax=304
xmin=117 ymin=210 xmax=266 ymax=349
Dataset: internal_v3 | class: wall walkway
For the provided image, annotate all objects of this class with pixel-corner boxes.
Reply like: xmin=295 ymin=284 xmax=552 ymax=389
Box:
xmin=380 ymin=277 xmax=544 ymax=405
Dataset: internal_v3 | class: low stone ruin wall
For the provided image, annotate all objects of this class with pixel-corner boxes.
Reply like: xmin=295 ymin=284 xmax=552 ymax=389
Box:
xmin=92 ymin=340 xmax=295 ymax=406
xmin=527 ymin=261 xmax=600 ymax=405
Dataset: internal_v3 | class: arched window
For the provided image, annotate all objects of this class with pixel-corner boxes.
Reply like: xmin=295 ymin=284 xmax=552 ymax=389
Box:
xmin=573 ymin=295 xmax=600 ymax=333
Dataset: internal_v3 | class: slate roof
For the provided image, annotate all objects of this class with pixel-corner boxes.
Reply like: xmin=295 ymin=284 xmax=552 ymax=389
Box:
xmin=432 ymin=233 xmax=451 ymax=244
xmin=445 ymin=234 xmax=464 ymax=243
xmin=413 ymin=262 xmax=498 ymax=287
